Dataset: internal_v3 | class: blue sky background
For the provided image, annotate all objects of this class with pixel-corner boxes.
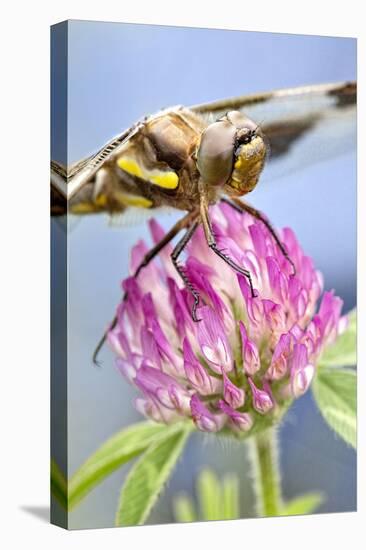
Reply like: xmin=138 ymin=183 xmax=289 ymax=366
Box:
xmin=51 ymin=21 xmax=356 ymax=529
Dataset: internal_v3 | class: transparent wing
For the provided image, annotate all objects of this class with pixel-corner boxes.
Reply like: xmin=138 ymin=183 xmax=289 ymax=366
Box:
xmin=192 ymin=82 xmax=356 ymax=182
xmin=107 ymin=206 xmax=177 ymax=228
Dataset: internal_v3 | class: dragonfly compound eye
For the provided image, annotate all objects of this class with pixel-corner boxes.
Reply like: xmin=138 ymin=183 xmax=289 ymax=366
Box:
xmin=196 ymin=120 xmax=237 ymax=186
xmin=226 ymin=111 xmax=259 ymax=132
xmin=204 ymin=111 xmax=268 ymax=197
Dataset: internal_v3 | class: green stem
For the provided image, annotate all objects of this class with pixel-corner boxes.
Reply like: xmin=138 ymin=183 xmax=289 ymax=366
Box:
xmin=250 ymin=429 xmax=282 ymax=517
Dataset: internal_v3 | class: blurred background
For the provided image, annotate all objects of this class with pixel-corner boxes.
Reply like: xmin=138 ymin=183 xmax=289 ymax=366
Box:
xmin=51 ymin=21 xmax=356 ymax=529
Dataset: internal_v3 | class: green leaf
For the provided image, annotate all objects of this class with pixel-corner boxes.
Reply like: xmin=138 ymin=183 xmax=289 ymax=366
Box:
xmin=221 ymin=474 xmax=240 ymax=520
xmin=116 ymin=424 xmax=191 ymax=526
xmin=312 ymin=367 xmax=357 ymax=448
xmin=319 ymin=308 xmax=357 ymax=368
xmin=197 ymin=469 xmax=222 ymax=521
xmin=173 ymin=494 xmax=197 ymax=523
xmin=280 ymin=493 xmax=324 ymax=516
xmin=51 ymin=459 xmax=67 ymax=510
xmin=173 ymin=471 xmax=240 ymax=523
xmin=69 ymin=421 xmax=172 ymax=510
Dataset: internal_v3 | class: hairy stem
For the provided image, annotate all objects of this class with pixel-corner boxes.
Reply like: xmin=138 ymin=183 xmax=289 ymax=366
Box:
xmin=249 ymin=429 xmax=282 ymax=517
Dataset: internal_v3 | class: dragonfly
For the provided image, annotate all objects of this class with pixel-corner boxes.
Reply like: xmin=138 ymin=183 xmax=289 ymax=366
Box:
xmin=50 ymin=81 xmax=357 ymax=364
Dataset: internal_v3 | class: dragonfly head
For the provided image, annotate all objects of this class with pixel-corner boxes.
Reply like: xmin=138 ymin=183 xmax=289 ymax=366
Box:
xmin=196 ymin=111 xmax=268 ymax=197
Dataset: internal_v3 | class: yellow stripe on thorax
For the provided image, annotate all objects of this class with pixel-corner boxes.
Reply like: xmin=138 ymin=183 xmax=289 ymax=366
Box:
xmin=116 ymin=158 xmax=143 ymax=178
xmin=94 ymin=194 xmax=107 ymax=206
xmin=150 ymin=172 xmax=178 ymax=189
xmin=115 ymin=191 xmax=153 ymax=209
xmin=117 ymin=156 xmax=179 ymax=190
xmin=70 ymin=202 xmax=100 ymax=214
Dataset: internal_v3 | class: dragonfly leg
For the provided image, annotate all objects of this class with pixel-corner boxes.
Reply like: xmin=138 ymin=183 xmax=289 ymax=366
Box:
xmin=92 ymin=209 xmax=199 ymax=366
xmin=221 ymin=196 xmax=296 ymax=275
xmin=200 ymin=196 xmax=257 ymax=298
xmin=171 ymin=221 xmax=201 ymax=321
